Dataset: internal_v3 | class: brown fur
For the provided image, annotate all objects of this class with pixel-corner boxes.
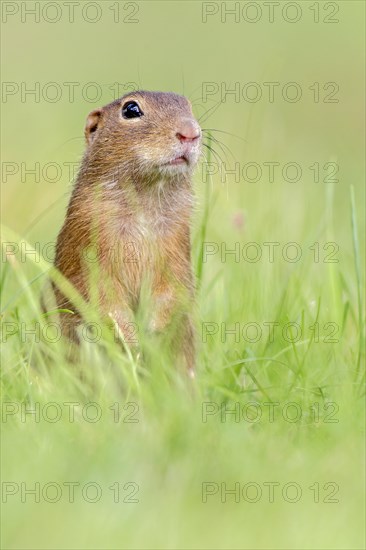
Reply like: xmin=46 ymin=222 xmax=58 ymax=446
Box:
xmin=52 ymin=91 xmax=201 ymax=374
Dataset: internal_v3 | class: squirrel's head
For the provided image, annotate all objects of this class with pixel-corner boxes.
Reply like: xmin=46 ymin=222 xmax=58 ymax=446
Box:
xmin=83 ymin=91 xmax=201 ymax=185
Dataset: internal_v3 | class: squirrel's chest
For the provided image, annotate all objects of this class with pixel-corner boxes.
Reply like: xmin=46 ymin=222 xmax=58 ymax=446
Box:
xmin=107 ymin=211 xmax=175 ymax=297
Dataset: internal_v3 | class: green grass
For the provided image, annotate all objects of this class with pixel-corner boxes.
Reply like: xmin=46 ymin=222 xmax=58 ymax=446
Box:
xmin=1 ymin=172 xmax=365 ymax=549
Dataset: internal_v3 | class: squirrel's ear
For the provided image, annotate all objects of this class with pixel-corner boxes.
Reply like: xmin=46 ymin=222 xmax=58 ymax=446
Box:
xmin=85 ymin=109 xmax=102 ymax=145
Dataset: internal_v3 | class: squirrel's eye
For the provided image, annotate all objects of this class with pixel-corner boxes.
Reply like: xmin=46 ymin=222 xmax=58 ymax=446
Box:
xmin=122 ymin=101 xmax=143 ymax=119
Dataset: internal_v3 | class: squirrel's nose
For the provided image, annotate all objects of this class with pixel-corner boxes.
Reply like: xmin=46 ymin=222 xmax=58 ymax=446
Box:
xmin=176 ymin=119 xmax=201 ymax=143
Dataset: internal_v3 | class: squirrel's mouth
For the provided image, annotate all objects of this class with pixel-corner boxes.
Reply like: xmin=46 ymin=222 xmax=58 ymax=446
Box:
xmin=165 ymin=155 xmax=189 ymax=166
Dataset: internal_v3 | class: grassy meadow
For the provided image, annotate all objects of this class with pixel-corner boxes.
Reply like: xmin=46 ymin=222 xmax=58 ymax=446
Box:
xmin=1 ymin=1 xmax=365 ymax=549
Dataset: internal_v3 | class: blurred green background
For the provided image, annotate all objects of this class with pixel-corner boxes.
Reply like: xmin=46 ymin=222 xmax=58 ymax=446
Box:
xmin=1 ymin=1 xmax=365 ymax=549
